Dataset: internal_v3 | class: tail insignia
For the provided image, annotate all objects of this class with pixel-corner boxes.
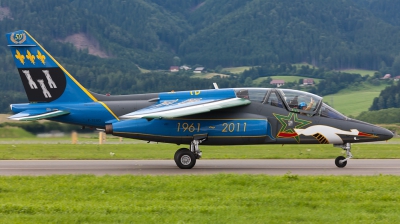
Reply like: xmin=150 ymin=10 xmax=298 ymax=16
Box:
xmin=26 ymin=50 xmax=36 ymax=64
xmin=43 ymin=70 xmax=57 ymax=88
xmin=18 ymin=68 xmax=66 ymax=102
xmin=15 ymin=50 xmax=25 ymax=64
xmin=10 ymin=32 xmax=26 ymax=44
xmin=36 ymin=50 xmax=46 ymax=64
xmin=7 ymin=30 xmax=99 ymax=104
xmin=37 ymin=79 xmax=52 ymax=98
xmin=22 ymin=70 xmax=38 ymax=89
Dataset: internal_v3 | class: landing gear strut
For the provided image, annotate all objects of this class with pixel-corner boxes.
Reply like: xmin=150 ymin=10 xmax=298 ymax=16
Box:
xmin=334 ymin=143 xmax=352 ymax=168
xmin=174 ymin=135 xmax=207 ymax=169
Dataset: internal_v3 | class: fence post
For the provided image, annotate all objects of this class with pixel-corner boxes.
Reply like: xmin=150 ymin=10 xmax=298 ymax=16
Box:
xmin=99 ymin=132 xmax=103 ymax=144
xmin=71 ymin=131 xmax=78 ymax=144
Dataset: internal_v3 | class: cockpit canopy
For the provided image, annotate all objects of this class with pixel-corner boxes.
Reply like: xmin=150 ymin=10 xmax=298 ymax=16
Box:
xmin=234 ymin=88 xmax=348 ymax=120
xmin=277 ymin=89 xmax=321 ymax=114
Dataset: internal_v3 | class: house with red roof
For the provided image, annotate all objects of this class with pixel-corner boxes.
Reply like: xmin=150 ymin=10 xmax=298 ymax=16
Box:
xmin=270 ymin=80 xmax=285 ymax=87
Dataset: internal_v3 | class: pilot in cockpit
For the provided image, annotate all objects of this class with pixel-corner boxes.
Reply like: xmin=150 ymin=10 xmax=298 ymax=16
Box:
xmin=299 ymin=97 xmax=314 ymax=111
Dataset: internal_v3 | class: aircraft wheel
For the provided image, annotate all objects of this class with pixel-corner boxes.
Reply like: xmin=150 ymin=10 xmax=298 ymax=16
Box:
xmin=174 ymin=148 xmax=189 ymax=161
xmin=174 ymin=148 xmax=196 ymax=169
xmin=335 ymin=156 xmax=347 ymax=168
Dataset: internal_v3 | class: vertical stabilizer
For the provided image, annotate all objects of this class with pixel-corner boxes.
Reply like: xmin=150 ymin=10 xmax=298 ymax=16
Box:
xmin=6 ymin=30 xmax=96 ymax=103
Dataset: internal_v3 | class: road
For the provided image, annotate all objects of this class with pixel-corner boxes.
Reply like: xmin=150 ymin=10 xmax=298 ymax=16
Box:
xmin=1 ymin=159 xmax=400 ymax=175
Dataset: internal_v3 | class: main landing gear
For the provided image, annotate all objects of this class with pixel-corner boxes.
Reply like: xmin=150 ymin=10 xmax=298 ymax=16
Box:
xmin=174 ymin=135 xmax=207 ymax=169
xmin=334 ymin=143 xmax=352 ymax=168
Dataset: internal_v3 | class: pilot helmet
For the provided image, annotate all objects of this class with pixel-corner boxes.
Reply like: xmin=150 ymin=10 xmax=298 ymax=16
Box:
xmin=299 ymin=102 xmax=307 ymax=109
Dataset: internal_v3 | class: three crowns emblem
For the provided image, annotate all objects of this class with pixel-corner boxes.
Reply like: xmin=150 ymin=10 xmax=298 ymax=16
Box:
xmin=14 ymin=49 xmax=46 ymax=65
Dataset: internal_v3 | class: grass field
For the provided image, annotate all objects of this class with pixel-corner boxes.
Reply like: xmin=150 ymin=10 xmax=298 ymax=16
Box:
xmin=340 ymin=69 xmax=377 ymax=77
xmin=0 ymin=127 xmax=34 ymax=138
xmin=323 ymin=83 xmax=389 ymax=116
xmin=191 ymin=72 xmax=230 ymax=79
xmin=0 ymin=175 xmax=399 ymax=223
xmin=222 ymin=66 xmax=253 ymax=74
xmin=0 ymin=139 xmax=399 ymax=160
xmin=254 ymin=76 xmax=322 ymax=85
xmin=137 ymin=66 xmax=151 ymax=73
xmin=221 ymin=64 xmax=317 ymax=75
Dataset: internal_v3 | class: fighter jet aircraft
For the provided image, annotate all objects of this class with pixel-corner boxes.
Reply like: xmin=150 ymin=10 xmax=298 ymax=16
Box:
xmin=5 ymin=30 xmax=394 ymax=169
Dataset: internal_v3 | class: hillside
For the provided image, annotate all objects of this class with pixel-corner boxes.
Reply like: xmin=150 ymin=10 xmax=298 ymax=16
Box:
xmin=1 ymin=0 xmax=400 ymax=113
xmin=353 ymin=0 xmax=400 ymax=26
xmin=323 ymin=83 xmax=390 ymax=116
xmin=1 ymin=0 xmax=400 ymax=71
xmin=178 ymin=0 xmax=400 ymax=69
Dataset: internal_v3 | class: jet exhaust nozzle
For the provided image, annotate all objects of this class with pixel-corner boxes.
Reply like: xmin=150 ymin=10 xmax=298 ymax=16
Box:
xmin=105 ymin=124 xmax=113 ymax=134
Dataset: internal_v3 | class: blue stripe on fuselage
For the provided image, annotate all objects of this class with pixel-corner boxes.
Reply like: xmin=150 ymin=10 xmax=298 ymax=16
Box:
xmin=112 ymin=119 xmax=274 ymax=140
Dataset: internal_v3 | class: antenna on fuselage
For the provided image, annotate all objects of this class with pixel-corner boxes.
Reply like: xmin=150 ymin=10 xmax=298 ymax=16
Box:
xmin=213 ymin=83 xmax=219 ymax=89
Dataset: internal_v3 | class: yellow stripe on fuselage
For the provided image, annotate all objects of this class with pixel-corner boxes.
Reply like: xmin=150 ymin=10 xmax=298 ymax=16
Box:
xmin=98 ymin=101 xmax=119 ymax=120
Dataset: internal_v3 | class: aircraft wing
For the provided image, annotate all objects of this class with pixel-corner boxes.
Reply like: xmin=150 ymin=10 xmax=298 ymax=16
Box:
xmin=8 ymin=109 xmax=70 ymax=121
xmin=120 ymin=97 xmax=251 ymax=119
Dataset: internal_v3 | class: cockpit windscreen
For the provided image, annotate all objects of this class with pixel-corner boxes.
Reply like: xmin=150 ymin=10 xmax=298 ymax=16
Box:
xmin=319 ymin=103 xmax=348 ymax=120
xmin=235 ymin=88 xmax=269 ymax=103
xmin=277 ymin=89 xmax=322 ymax=114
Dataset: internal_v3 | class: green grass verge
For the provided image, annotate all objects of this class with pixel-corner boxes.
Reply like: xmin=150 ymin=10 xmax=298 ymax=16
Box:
xmin=0 ymin=127 xmax=34 ymax=138
xmin=323 ymin=83 xmax=390 ymax=116
xmin=0 ymin=141 xmax=399 ymax=159
xmin=137 ymin=66 xmax=151 ymax=73
xmin=221 ymin=64 xmax=316 ymax=75
xmin=191 ymin=72 xmax=230 ymax=79
xmin=0 ymin=175 xmax=399 ymax=223
xmin=254 ymin=76 xmax=322 ymax=84
xmin=340 ymin=69 xmax=377 ymax=77
xmin=222 ymin=66 xmax=253 ymax=74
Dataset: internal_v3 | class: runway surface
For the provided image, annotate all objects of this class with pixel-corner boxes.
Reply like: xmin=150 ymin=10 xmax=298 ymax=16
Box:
xmin=1 ymin=159 xmax=400 ymax=175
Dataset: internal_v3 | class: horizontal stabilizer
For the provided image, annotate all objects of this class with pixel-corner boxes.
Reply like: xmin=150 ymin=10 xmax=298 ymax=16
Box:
xmin=120 ymin=98 xmax=251 ymax=119
xmin=8 ymin=109 xmax=70 ymax=121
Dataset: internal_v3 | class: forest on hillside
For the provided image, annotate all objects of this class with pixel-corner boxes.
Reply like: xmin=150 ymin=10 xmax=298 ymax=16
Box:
xmin=2 ymin=0 xmax=400 ymax=70
xmin=370 ymin=81 xmax=400 ymax=111
xmin=1 ymin=0 xmax=400 ymax=113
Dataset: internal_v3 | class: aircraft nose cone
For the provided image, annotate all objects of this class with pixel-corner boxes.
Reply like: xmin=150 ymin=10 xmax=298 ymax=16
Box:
xmin=375 ymin=126 xmax=394 ymax=141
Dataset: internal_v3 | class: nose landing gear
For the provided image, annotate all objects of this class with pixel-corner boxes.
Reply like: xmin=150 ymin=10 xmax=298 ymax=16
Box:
xmin=334 ymin=143 xmax=352 ymax=168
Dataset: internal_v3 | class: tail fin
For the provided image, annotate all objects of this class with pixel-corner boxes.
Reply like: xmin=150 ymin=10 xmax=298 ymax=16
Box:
xmin=6 ymin=30 xmax=96 ymax=103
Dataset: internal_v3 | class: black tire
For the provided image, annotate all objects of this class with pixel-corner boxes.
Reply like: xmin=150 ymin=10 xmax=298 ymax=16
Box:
xmin=174 ymin=148 xmax=189 ymax=161
xmin=174 ymin=148 xmax=196 ymax=169
xmin=335 ymin=156 xmax=347 ymax=168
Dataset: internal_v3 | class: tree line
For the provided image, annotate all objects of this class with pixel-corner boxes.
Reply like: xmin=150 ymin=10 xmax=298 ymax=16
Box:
xmin=2 ymin=0 xmax=400 ymax=71
xmin=238 ymin=63 xmax=371 ymax=96
xmin=2 ymin=0 xmax=400 ymax=113
xmin=370 ymin=81 xmax=400 ymax=111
